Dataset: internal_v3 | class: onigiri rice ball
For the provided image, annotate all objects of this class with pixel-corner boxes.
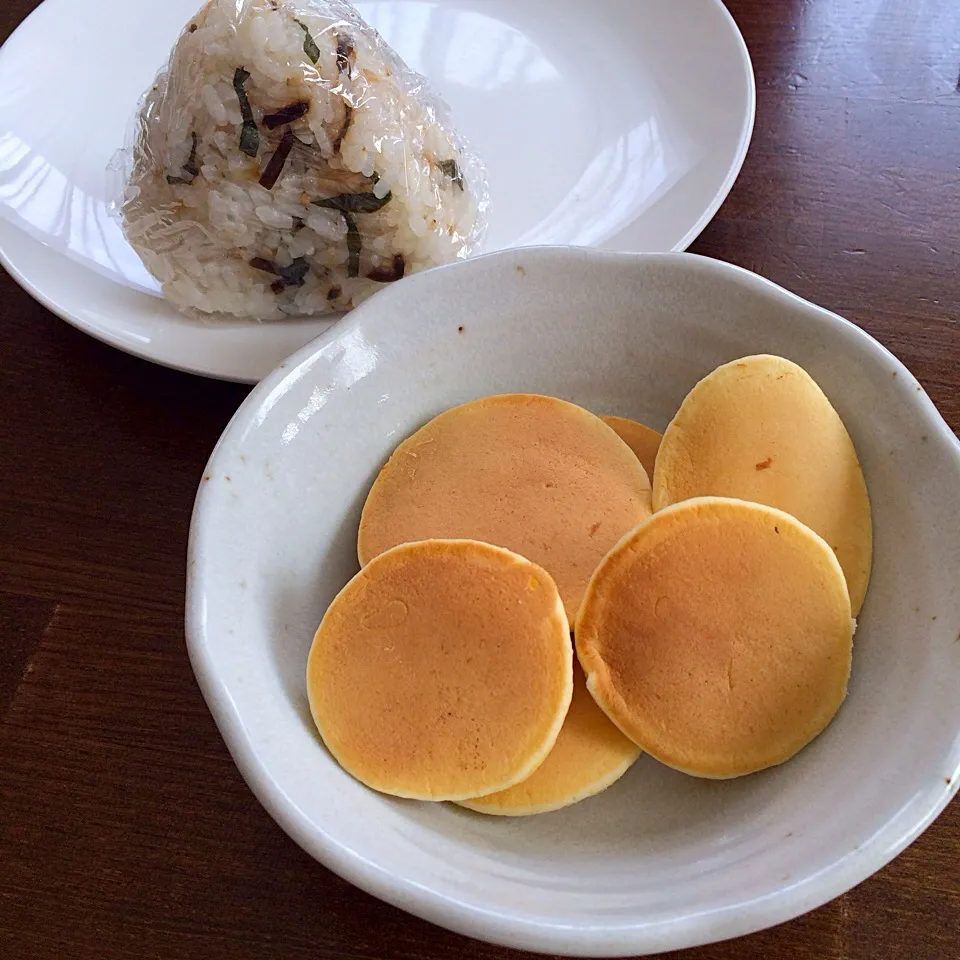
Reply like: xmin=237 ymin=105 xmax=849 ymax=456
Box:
xmin=118 ymin=0 xmax=488 ymax=320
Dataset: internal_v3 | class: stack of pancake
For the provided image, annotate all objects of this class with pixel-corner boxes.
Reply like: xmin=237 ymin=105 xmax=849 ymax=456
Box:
xmin=307 ymin=356 xmax=872 ymax=814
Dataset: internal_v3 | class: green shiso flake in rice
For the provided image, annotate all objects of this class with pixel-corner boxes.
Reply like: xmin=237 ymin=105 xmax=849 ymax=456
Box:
xmin=117 ymin=0 xmax=488 ymax=321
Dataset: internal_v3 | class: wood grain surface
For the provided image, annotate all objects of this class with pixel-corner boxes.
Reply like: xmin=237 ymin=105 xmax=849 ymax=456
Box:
xmin=2 ymin=1 xmax=958 ymax=957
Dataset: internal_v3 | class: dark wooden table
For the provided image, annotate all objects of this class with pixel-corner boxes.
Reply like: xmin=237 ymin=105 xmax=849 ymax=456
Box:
xmin=2 ymin=1 xmax=959 ymax=957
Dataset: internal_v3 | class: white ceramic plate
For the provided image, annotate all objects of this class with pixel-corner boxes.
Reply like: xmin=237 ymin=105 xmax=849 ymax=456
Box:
xmin=0 ymin=0 xmax=754 ymax=382
xmin=187 ymin=247 xmax=960 ymax=957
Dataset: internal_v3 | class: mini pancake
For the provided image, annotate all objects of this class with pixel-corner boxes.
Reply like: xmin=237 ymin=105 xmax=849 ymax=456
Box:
xmin=307 ymin=539 xmax=573 ymax=801
xmin=358 ymin=394 xmax=652 ymax=620
xmin=601 ymin=416 xmax=662 ymax=481
xmin=459 ymin=662 xmax=641 ymax=816
xmin=576 ymin=497 xmax=853 ymax=779
xmin=652 ymin=355 xmax=872 ymax=615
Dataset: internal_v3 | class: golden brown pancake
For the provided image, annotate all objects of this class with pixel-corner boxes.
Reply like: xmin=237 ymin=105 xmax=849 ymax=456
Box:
xmin=652 ymin=355 xmax=872 ymax=615
xmin=576 ymin=497 xmax=853 ymax=779
xmin=459 ymin=662 xmax=641 ymax=816
xmin=307 ymin=539 xmax=573 ymax=801
xmin=358 ymin=394 xmax=652 ymax=620
xmin=601 ymin=416 xmax=662 ymax=481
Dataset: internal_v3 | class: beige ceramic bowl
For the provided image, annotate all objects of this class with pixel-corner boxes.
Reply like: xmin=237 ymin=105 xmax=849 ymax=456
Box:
xmin=187 ymin=248 xmax=960 ymax=957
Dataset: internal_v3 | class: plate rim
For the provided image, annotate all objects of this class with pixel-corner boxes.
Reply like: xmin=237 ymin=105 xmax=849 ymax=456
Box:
xmin=185 ymin=246 xmax=960 ymax=958
xmin=0 ymin=0 xmax=756 ymax=384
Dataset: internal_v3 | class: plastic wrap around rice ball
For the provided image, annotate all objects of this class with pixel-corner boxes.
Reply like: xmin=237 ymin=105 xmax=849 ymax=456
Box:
xmin=117 ymin=0 xmax=488 ymax=320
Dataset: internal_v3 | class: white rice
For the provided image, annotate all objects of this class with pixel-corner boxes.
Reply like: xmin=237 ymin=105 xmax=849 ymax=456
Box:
xmin=117 ymin=0 xmax=488 ymax=321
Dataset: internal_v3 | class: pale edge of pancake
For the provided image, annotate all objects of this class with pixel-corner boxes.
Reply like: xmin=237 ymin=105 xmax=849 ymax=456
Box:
xmin=455 ymin=748 xmax=640 ymax=817
xmin=600 ymin=415 xmax=662 ymax=482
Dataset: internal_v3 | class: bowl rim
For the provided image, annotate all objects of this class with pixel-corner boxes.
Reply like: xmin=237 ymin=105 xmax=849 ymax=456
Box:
xmin=185 ymin=246 xmax=960 ymax=957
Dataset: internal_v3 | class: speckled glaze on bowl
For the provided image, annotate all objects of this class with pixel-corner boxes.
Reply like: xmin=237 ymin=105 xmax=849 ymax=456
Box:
xmin=186 ymin=248 xmax=960 ymax=957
